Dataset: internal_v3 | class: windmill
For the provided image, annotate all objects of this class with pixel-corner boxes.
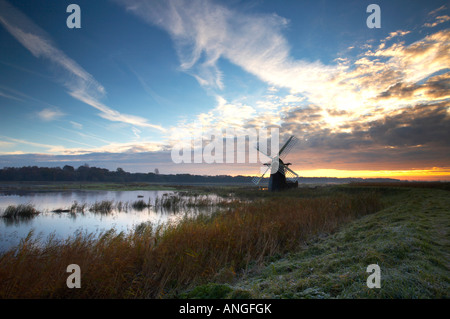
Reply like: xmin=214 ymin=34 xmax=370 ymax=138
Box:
xmin=252 ymin=135 xmax=299 ymax=191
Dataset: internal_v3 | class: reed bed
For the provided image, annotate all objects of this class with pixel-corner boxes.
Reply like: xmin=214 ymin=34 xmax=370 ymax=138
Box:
xmin=0 ymin=190 xmax=382 ymax=298
xmin=116 ymin=201 xmax=130 ymax=212
xmin=89 ymin=200 xmax=114 ymax=214
xmin=49 ymin=193 xmax=234 ymax=216
xmin=1 ymin=204 xmax=40 ymax=220
xmin=56 ymin=199 xmax=143 ymax=215
xmin=70 ymin=201 xmax=87 ymax=213
xmin=153 ymin=193 xmax=239 ymax=212
xmin=131 ymin=199 xmax=151 ymax=211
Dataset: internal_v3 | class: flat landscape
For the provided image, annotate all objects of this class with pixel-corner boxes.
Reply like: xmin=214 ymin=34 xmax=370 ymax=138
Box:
xmin=0 ymin=182 xmax=448 ymax=299
xmin=0 ymin=0 xmax=449 ymax=307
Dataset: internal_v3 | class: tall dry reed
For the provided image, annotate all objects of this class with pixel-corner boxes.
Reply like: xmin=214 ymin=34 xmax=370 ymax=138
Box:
xmin=0 ymin=191 xmax=381 ymax=298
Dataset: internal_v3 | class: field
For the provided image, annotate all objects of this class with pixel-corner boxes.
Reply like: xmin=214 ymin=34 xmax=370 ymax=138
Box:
xmin=0 ymin=183 xmax=448 ymax=299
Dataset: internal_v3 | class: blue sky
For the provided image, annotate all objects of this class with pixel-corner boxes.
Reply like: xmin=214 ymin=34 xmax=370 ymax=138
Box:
xmin=0 ymin=0 xmax=449 ymax=180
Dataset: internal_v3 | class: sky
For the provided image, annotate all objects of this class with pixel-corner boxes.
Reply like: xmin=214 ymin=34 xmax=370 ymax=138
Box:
xmin=0 ymin=0 xmax=449 ymax=181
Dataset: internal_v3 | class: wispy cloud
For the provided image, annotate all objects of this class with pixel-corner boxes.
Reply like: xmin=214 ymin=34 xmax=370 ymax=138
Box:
xmin=116 ymin=0 xmax=449 ymax=133
xmin=115 ymin=0 xmax=335 ymax=93
xmin=366 ymin=30 xmax=450 ymax=86
xmin=385 ymin=30 xmax=411 ymax=41
xmin=0 ymin=90 xmax=24 ymax=102
xmin=0 ymin=0 xmax=165 ymax=133
xmin=0 ymin=85 xmax=62 ymax=109
xmin=0 ymin=134 xmax=166 ymax=156
xmin=132 ymin=127 xmax=141 ymax=139
xmin=424 ymin=15 xmax=450 ymax=28
xmin=0 ymin=141 xmax=15 ymax=148
xmin=37 ymin=108 xmax=65 ymax=121
xmin=0 ymin=135 xmax=64 ymax=153
xmin=424 ymin=5 xmax=449 ymax=28
xmin=429 ymin=5 xmax=447 ymax=16
xmin=70 ymin=90 xmax=166 ymax=131
xmin=69 ymin=121 xmax=83 ymax=130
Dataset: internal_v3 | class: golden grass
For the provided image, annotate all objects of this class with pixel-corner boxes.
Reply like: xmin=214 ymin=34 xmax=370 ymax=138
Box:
xmin=0 ymin=191 xmax=381 ymax=298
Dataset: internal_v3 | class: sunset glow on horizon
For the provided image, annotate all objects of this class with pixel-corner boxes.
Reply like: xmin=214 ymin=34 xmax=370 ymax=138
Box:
xmin=290 ymin=168 xmax=450 ymax=181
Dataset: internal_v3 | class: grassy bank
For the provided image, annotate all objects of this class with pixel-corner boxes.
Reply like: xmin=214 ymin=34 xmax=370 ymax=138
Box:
xmin=0 ymin=186 xmax=382 ymax=298
xmin=190 ymin=187 xmax=449 ymax=299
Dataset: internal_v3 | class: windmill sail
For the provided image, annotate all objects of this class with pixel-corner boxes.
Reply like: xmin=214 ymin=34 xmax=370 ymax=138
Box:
xmin=278 ymin=136 xmax=297 ymax=159
xmin=252 ymin=165 xmax=270 ymax=185
xmin=278 ymin=135 xmax=294 ymax=157
xmin=284 ymin=165 xmax=299 ymax=182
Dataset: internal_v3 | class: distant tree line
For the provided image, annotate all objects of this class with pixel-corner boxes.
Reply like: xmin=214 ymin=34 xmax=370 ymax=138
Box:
xmin=0 ymin=165 xmax=405 ymax=184
xmin=0 ymin=165 xmax=253 ymax=184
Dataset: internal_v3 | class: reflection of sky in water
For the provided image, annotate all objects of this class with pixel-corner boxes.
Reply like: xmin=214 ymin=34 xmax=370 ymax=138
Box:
xmin=0 ymin=190 xmax=210 ymax=252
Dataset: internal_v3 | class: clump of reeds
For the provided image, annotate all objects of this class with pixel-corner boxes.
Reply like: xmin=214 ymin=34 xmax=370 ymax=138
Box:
xmin=52 ymin=201 xmax=87 ymax=214
xmin=158 ymin=194 xmax=183 ymax=210
xmin=1 ymin=204 xmax=40 ymax=219
xmin=89 ymin=200 xmax=114 ymax=214
xmin=131 ymin=199 xmax=151 ymax=211
xmin=152 ymin=193 xmax=240 ymax=212
xmin=116 ymin=201 xmax=129 ymax=212
xmin=70 ymin=201 xmax=86 ymax=213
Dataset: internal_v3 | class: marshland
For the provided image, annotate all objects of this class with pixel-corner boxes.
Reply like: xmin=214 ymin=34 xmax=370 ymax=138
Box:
xmin=0 ymin=188 xmax=233 ymax=251
xmin=0 ymin=182 xmax=448 ymax=299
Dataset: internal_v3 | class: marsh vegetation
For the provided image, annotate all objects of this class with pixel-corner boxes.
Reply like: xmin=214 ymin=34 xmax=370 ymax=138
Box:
xmin=1 ymin=204 xmax=40 ymax=220
xmin=0 ymin=183 xmax=448 ymax=298
xmin=0 ymin=185 xmax=387 ymax=298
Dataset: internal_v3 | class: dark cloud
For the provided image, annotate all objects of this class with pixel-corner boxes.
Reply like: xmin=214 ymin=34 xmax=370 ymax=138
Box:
xmin=368 ymin=102 xmax=450 ymax=147
xmin=280 ymin=105 xmax=324 ymax=134
xmin=378 ymin=72 xmax=450 ymax=100
xmin=279 ymin=101 xmax=450 ymax=170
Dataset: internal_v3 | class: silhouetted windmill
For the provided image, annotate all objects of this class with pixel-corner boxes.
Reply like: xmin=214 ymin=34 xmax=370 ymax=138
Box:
xmin=252 ymin=135 xmax=299 ymax=191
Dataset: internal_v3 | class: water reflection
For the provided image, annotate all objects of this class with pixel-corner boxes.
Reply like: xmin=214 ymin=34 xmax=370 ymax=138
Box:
xmin=0 ymin=190 xmax=223 ymax=252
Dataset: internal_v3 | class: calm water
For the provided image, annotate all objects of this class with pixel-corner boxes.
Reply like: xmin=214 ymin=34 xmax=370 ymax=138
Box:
xmin=0 ymin=190 xmax=211 ymax=252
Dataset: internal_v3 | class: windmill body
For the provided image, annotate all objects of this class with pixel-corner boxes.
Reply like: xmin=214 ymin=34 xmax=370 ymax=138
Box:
xmin=253 ymin=135 xmax=299 ymax=192
xmin=266 ymin=158 xmax=298 ymax=191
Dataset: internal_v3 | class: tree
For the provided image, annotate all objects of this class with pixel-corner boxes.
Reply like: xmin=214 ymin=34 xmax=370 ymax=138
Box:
xmin=63 ymin=165 xmax=75 ymax=172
